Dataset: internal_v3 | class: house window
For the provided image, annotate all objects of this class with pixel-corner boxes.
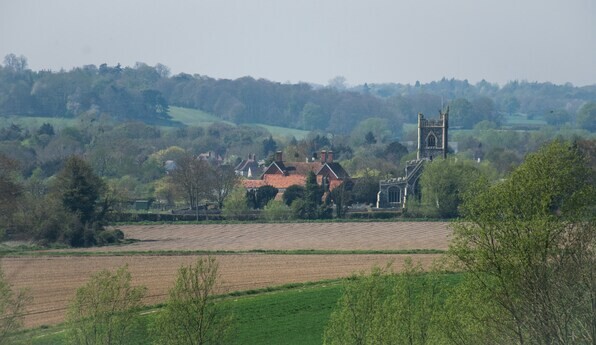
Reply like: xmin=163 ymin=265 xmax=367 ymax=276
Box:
xmin=427 ymin=133 xmax=436 ymax=147
xmin=388 ymin=187 xmax=401 ymax=203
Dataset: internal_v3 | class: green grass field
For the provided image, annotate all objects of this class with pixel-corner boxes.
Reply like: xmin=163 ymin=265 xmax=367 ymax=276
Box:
xmin=16 ymin=272 xmax=463 ymax=344
xmin=168 ymin=106 xmax=235 ymax=127
xmin=504 ymin=113 xmax=546 ymax=126
xmin=169 ymin=106 xmax=310 ymax=139
xmin=24 ymin=283 xmax=343 ymax=345
xmin=247 ymin=123 xmax=310 ymax=140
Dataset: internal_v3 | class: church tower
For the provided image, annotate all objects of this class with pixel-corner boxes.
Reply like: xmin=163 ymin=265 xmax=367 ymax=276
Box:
xmin=417 ymin=108 xmax=448 ymax=160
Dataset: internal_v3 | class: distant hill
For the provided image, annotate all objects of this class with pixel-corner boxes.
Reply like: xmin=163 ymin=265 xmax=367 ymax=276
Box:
xmin=1 ymin=58 xmax=595 ymax=134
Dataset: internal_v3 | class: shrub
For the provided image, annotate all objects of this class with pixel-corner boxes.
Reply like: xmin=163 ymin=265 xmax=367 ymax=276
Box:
xmin=262 ymin=199 xmax=293 ymax=221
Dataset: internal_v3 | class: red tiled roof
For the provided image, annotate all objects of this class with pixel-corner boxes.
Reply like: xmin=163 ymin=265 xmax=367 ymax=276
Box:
xmin=284 ymin=162 xmax=323 ymax=175
xmin=263 ymin=174 xmax=307 ymax=189
xmin=241 ymin=179 xmax=266 ymax=189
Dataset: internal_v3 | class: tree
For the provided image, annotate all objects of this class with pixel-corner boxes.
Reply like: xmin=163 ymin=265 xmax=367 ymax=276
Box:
xmin=247 ymin=185 xmax=278 ymax=209
xmin=0 ymin=267 xmax=28 ymax=344
xmin=384 ymin=142 xmax=408 ymax=162
xmin=0 ymin=154 xmax=22 ymax=235
xmin=364 ymin=131 xmax=377 ymax=145
xmin=448 ymin=141 xmax=596 ymax=344
xmin=282 ymin=185 xmax=305 ymax=206
xmin=351 ymin=175 xmax=379 ymax=205
xmin=329 ymin=181 xmax=352 ymax=218
xmin=501 ymin=96 xmax=520 ymax=115
xmin=222 ymin=187 xmax=249 ymax=220
xmin=324 ymin=261 xmax=446 ymax=345
xmin=324 ymin=266 xmax=391 ymax=345
xmin=577 ymin=102 xmax=596 ymax=132
xmin=66 ymin=266 xmax=147 ymax=345
xmin=302 ymin=171 xmax=326 ymax=219
xmin=262 ymin=199 xmax=292 ymax=221
xmin=449 ymin=98 xmax=475 ymax=128
xmin=262 ymin=136 xmax=277 ymax=156
xmin=300 ymin=102 xmax=329 ymax=130
xmin=170 ymin=154 xmax=213 ymax=221
xmin=2 ymin=54 xmax=28 ymax=73
xmin=153 ymin=257 xmax=233 ymax=345
xmin=544 ymin=109 xmax=571 ymax=126
xmin=53 ymin=156 xmax=105 ymax=225
xmin=211 ymin=165 xmax=239 ymax=209
xmin=419 ymin=157 xmax=484 ymax=218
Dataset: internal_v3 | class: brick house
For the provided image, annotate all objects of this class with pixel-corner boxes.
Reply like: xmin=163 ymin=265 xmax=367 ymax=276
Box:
xmin=241 ymin=150 xmax=350 ymax=197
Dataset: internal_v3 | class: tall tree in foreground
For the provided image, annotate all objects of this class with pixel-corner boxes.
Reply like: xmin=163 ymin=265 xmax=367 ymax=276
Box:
xmin=324 ymin=261 xmax=447 ymax=345
xmin=0 ymin=267 xmax=28 ymax=345
xmin=66 ymin=266 xmax=147 ymax=345
xmin=448 ymin=140 xmax=595 ymax=344
xmin=153 ymin=257 xmax=233 ymax=345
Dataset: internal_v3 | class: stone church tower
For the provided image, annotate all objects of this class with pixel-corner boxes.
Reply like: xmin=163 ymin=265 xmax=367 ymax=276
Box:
xmin=377 ymin=108 xmax=449 ymax=208
xmin=417 ymin=109 xmax=448 ymax=160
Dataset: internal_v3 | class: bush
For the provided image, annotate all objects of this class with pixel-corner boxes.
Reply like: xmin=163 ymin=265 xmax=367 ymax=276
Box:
xmin=153 ymin=257 xmax=233 ymax=344
xmin=262 ymin=199 xmax=293 ymax=221
xmin=66 ymin=266 xmax=146 ymax=345
xmin=282 ymin=185 xmax=305 ymax=206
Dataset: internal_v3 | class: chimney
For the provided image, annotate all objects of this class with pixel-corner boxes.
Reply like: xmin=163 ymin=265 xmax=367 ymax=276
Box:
xmin=327 ymin=150 xmax=334 ymax=163
xmin=275 ymin=151 xmax=283 ymax=162
xmin=321 ymin=150 xmax=327 ymax=163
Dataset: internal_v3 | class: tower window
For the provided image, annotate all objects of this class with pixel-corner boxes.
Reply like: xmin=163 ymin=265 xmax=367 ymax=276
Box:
xmin=427 ymin=133 xmax=436 ymax=147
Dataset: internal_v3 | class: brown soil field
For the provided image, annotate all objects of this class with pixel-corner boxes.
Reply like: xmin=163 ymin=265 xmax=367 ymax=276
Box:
xmin=2 ymin=221 xmax=451 ymax=328
xmin=2 ymin=254 xmax=441 ymax=328
xmin=71 ymin=221 xmax=451 ymax=252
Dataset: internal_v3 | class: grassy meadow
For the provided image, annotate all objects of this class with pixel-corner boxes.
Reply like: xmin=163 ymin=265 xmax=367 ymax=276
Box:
xmin=24 ymin=283 xmax=343 ymax=345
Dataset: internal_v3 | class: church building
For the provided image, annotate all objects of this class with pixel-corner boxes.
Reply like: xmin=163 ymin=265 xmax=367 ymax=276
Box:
xmin=377 ymin=109 xmax=449 ymax=208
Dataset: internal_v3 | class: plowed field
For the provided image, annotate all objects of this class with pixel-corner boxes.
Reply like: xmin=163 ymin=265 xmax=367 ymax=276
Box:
xmin=1 ymin=221 xmax=451 ymax=328
xmin=68 ymin=221 xmax=451 ymax=252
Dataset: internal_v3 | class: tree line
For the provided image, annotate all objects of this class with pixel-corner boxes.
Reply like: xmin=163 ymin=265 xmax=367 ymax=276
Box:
xmin=2 ymin=54 xmax=595 ymax=134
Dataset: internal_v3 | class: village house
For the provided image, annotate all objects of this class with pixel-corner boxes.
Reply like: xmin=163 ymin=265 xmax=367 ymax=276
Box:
xmin=234 ymin=154 xmax=262 ymax=178
xmin=241 ymin=150 xmax=350 ymax=197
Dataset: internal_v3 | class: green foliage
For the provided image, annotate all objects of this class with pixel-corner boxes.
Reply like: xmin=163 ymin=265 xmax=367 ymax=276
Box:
xmin=350 ymin=175 xmax=379 ymax=205
xmin=350 ymin=118 xmax=391 ymax=146
xmin=53 ymin=156 xmax=106 ymax=225
xmin=222 ymin=187 xmax=250 ymax=220
xmin=324 ymin=266 xmax=392 ymax=345
xmin=384 ymin=141 xmax=409 ymax=162
xmin=449 ymin=98 xmax=475 ymax=128
xmin=419 ymin=157 xmax=484 ymax=218
xmin=449 ymin=140 xmax=596 ymax=344
xmin=66 ymin=266 xmax=147 ymax=345
xmin=543 ymin=108 xmax=572 ymax=126
xmin=577 ymin=101 xmax=596 ymax=132
xmin=0 ymin=154 xmax=22 ymax=233
xmin=247 ymin=185 xmax=278 ymax=209
xmin=152 ymin=257 xmax=233 ymax=345
xmin=0 ymin=267 xmax=28 ymax=345
xmin=324 ymin=261 xmax=453 ymax=345
xmin=282 ymin=185 xmax=305 ymax=206
xmin=262 ymin=199 xmax=293 ymax=221
xmin=291 ymin=171 xmax=331 ymax=220
xmin=329 ymin=182 xmax=351 ymax=218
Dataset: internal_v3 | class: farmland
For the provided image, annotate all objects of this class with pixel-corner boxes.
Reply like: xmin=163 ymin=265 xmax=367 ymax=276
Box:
xmin=1 ymin=221 xmax=450 ymax=328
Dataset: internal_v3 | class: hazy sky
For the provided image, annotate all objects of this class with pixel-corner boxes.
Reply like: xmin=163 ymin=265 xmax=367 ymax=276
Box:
xmin=1 ymin=0 xmax=594 ymax=86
